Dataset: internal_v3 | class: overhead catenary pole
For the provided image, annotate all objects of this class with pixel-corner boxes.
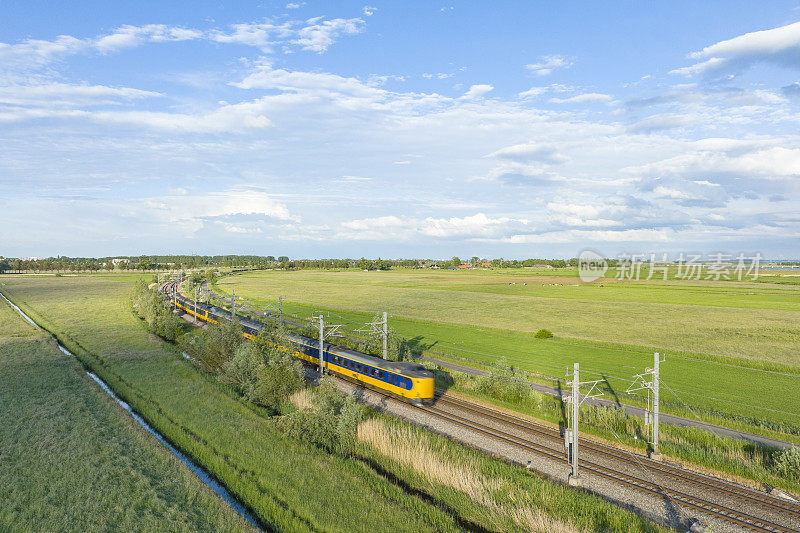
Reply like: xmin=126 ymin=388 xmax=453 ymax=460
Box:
xmin=232 ymin=288 xmax=236 ymax=319
xmin=193 ymin=286 xmax=198 ymax=324
xmin=279 ymin=296 xmax=283 ymax=325
xmin=382 ymin=311 xmax=388 ymax=360
xmin=318 ymin=314 xmax=324 ymax=375
xmin=570 ymin=362 xmax=580 ymax=485
xmin=652 ymin=352 xmax=662 ymax=460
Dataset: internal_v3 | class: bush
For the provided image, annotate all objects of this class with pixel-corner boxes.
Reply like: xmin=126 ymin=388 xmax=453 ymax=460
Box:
xmin=774 ymin=447 xmax=800 ymax=481
xmin=278 ymin=378 xmax=363 ymax=455
xmin=475 ymin=358 xmax=531 ymax=403
xmin=131 ymin=280 xmax=185 ymax=341
xmin=198 ymin=321 xmax=243 ymax=374
xmin=534 ymin=329 xmax=554 ymax=339
xmin=219 ymin=331 xmax=305 ymax=412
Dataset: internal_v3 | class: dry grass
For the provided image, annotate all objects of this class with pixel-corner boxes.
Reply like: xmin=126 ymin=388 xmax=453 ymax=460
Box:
xmin=357 ymin=418 xmax=582 ymax=533
xmin=289 ymin=388 xmax=315 ymax=411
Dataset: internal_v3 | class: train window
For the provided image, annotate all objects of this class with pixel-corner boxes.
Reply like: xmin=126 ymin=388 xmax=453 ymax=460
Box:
xmin=348 ymin=360 xmax=354 ymax=369
xmin=377 ymin=370 xmax=384 ymax=379
xmin=356 ymin=363 xmax=362 ymax=372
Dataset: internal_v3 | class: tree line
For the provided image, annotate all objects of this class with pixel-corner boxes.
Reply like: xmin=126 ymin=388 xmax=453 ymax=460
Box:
xmin=0 ymin=254 xmax=620 ymax=274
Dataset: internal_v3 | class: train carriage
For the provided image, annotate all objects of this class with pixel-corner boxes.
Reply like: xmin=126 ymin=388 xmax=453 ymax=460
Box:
xmin=170 ymin=290 xmax=434 ymax=404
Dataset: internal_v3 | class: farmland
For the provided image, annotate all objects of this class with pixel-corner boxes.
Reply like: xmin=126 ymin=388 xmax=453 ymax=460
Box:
xmin=216 ymin=268 xmax=800 ymax=433
xmin=0 ymin=292 xmax=254 ymax=532
xmin=0 ymin=274 xmax=660 ymax=532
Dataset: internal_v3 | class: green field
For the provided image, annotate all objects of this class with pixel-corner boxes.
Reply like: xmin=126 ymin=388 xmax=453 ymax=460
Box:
xmin=0 ymin=274 xmax=666 ymax=532
xmin=0 ymin=295 xmax=254 ymax=532
xmin=216 ymin=269 xmax=800 ymax=432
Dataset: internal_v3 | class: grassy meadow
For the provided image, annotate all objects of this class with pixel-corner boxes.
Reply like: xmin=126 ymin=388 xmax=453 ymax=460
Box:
xmin=216 ymin=268 xmax=800 ymax=433
xmin=0 ymin=294 xmax=254 ymax=532
xmin=0 ymin=274 xmax=665 ymax=532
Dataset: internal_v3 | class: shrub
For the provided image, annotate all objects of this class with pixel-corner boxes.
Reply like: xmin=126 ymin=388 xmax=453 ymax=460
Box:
xmin=218 ymin=331 xmax=305 ymax=412
xmin=534 ymin=329 xmax=554 ymax=339
xmin=475 ymin=358 xmax=531 ymax=403
xmin=278 ymin=378 xmax=364 ymax=455
xmin=197 ymin=321 xmax=243 ymax=374
xmin=252 ymin=354 xmax=304 ymax=411
xmin=131 ymin=280 xmax=186 ymax=341
xmin=774 ymin=447 xmax=800 ymax=481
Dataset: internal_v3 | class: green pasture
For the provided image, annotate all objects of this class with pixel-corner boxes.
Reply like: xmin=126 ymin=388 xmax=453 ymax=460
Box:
xmin=0 ymin=275 xmax=464 ymax=532
xmin=0 ymin=297 xmax=253 ymax=532
xmin=217 ymin=269 xmax=800 ymax=433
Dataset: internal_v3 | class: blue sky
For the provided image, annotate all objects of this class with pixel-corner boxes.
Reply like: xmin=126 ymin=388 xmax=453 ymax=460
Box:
xmin=2 ymin=1 xmax=799 ymax=259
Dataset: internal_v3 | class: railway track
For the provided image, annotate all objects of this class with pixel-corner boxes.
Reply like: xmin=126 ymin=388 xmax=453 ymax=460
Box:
xmin=436 ymin=394 xmax=800 ymax=519
xmin=419 ymin=393 xmax=800 ymax=532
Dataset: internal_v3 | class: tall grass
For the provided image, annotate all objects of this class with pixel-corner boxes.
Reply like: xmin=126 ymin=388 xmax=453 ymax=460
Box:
xmin=357 ymin=418 xmax=666 ymax=533
xmin=0 ymin=306 xmax=253 ymax=531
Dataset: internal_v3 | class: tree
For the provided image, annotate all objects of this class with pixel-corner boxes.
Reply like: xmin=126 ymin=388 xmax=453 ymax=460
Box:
xmin=278 ymin=256 xmax=289 ymax=263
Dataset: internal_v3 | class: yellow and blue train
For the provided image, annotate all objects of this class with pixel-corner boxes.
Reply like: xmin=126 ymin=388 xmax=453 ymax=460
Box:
xmin=171 ymin=291 xmax=435 ymax=404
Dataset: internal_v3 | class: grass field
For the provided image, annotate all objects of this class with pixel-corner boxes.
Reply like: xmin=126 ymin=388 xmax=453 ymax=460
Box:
xmin=0 ymin=274 xmax=663 ymax=532
xmin=0 ymin=296 xmax=254 ymax=532
xmin=216 ymin=269 xmax=800 ymax=432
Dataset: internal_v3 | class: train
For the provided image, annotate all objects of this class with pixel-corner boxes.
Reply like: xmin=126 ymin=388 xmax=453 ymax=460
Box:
xmin=168 ymin=288 xmax=435 ymax=404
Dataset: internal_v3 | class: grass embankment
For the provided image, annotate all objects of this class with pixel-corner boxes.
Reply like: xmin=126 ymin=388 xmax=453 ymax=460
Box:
xmin=0 ymin=275 xmax=668 ymax=532
xmin=286 ymin=389 xmax=666 ymax=533
xmin=214 ymin=270 xmax=800 ymax=436
xmin=0 ymin=295 xmax=253 ymax=532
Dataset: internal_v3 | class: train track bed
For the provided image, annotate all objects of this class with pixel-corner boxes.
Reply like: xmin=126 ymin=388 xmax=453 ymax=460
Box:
xmin=329 ymin=376 xmax=799 ymax=532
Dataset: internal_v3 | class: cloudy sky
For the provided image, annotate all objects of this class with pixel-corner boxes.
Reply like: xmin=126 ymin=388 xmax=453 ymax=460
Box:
xmin=2 ymin=1 xmax=799 ymax=259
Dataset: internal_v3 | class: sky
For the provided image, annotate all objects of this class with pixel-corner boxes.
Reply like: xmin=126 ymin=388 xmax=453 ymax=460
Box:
xmin=1 ymin=1 xmax=799 ymax=259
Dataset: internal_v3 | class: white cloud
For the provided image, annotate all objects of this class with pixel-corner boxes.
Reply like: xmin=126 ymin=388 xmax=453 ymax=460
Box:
xmin=675 ymin=21 xmax=800 ymax=76
xmin=517 ymin=86 xmax=548 ymax=99
xmin=336 ymin=175 xmax=372 ymax=182
xmin=293 ymin=17 xmax=365 ymax=53
xmin=0 ymin=83 xmax=162 ymax=107
xmin=549 ymin=92 xmax=613 ymax=104
xmin=526 ymin=55 xmax=573 ymax=76
xmin=338 ymin=213 xmax=529 ymax=240
xmin=487 ymin=142 xmax=568 ymax=164
xmin=691 ymin=20 xmax=800 ymax=59
xmin=461 ymin=84 xmax=493 ymax=99
xmin=286 ymin=2 xmax=305 ymax=8
xmin=669 ymin=57 xmax=728 ymax=76
xmin=153 ymin=188 xmax=297 ymax=223
xmin=363 ymin=6 xmax=377 ymax=16
xmin=504 ymin=228 xmax=671 ymax=243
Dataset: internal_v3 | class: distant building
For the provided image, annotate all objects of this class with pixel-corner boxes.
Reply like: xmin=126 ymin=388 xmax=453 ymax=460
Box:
xmin=112 ymin=258 xmax=130 ymax=266
xmin=478 ymin=262 xmax=492 ymax=268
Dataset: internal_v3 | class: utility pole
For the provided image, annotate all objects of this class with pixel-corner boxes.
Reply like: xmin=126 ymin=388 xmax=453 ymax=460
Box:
xmin=565 ymin=362 xmax=603 ymax=487
xmin=357 ymin=312 xmax=389 ymax=359
xmin=627 ymin=352 xmax=664 ymax=460
xmin=231 ymin=288 xmax=236 ymax=319
xmin=653 ymin=353 xmax=661 ymax=460
xmin=382 ymin=311 xmax=388 ymax=360
xmin=318 ymin=315 xmax=324 ymax=375
xmin=312 ymin=314 xmax=342 ymax=377
xmin=570 ymin=363 xmax=580 ymax=485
